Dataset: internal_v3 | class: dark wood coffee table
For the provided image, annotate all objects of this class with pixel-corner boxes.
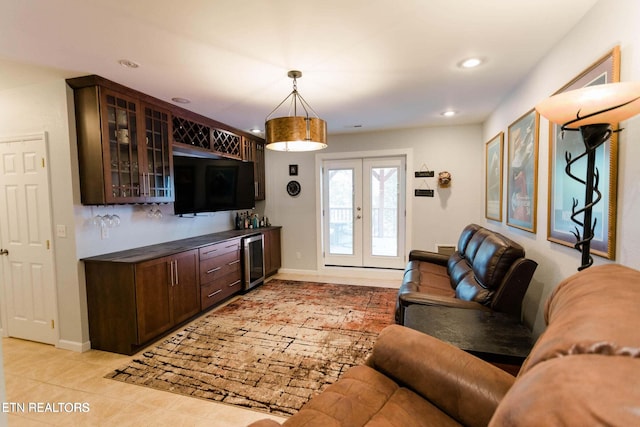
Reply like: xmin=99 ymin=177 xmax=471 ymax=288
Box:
xmin=403 ymin=304 xmax=534 ymax=375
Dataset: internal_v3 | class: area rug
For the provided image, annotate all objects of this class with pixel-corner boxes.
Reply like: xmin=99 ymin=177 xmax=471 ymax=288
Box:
xmin=106 ymin=279 xmax=397 ymax=416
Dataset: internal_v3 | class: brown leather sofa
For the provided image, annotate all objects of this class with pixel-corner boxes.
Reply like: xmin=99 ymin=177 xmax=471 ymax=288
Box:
xmin=396 ymin=224 xmax=537 ymax=324
xmin=249 ymin=264 xmax=640 ymax=427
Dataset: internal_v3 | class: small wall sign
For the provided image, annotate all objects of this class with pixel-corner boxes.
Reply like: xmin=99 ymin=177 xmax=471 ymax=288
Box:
xmin=415 ymin=189 xmax=435 ymax=197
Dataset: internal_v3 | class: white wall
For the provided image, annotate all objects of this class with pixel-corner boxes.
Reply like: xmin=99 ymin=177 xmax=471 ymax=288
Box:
xmin=0 ymin=80 xmax=87 ymax=350
xmin=483 ymin=0 xmax=640 ymax=334
xmin=263 ymin=124 xmax=483 ymax=271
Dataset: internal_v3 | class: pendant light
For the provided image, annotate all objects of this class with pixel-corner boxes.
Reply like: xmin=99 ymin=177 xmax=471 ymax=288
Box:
xmin=265 ymin=70 xmax=327 ymax=152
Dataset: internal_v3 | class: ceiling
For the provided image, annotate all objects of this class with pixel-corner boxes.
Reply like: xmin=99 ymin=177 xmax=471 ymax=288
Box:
xmin=0 ymin=0 xmax=599 ymax=136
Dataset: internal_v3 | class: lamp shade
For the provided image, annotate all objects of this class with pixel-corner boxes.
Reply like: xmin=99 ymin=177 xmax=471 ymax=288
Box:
xmin=536 ymin=81 xmax=640 ymax=127
xmin=265 ymin=116 xmax=327 ymax=152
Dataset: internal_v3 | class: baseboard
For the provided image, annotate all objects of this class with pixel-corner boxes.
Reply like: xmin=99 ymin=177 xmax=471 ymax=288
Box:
xmin=57 ymin=339 xmax=91 ymax=353
xmin=277 ymin=267 xmax=403 ymax=283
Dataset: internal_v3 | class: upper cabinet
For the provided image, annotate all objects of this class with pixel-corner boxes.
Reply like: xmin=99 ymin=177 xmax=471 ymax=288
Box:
xmin=69 ymin=79 xmax=174 ymax=204
xmin=68 ymin=75 xmax=266 ymax=205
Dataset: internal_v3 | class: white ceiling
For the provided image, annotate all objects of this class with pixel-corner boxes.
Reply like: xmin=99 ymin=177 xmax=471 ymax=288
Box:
xmin=0 ymin=0 xmax=599 ymax=136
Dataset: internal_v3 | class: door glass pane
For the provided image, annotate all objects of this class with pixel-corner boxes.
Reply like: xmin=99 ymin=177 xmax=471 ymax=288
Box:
xmin=371 ymin=167 xmax=398 ymax=256
xmin=328 ymin=169 xmax=354 ymax=255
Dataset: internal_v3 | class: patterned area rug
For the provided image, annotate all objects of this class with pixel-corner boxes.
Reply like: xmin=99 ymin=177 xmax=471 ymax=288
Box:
xmin=106 ymin=279 xmax=397 ymax=416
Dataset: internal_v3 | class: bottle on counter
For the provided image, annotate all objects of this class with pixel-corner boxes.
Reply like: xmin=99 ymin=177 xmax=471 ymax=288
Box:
xmin=235 ymin=212 xmax=242 ymax=230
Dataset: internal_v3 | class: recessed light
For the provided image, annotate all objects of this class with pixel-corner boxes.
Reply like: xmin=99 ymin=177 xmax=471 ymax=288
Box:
xmin=441 ymin=110 xmax=457 ymax=117
xmin=250 ymin=128 xmax=262 ymax=134
xmin=118 ymin=59 xmax=140 ymax=69
xmin=458 ymin=57 xmax=483 ymax=69
xmin=171 ymin=97 xmax=191 ymax=104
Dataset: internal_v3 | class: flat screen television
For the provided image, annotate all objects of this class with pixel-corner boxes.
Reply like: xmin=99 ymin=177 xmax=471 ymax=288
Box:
xmin=173 ymin=156 xmax=255 ymax=215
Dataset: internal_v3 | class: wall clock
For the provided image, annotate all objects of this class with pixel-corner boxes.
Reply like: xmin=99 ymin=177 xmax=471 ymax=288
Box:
xmin=286 ymin=180 xmax=301 ymax=197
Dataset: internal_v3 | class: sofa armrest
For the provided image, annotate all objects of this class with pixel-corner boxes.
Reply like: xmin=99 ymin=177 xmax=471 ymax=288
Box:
xmin=367 ymin=325 xmax=515 ymax=427
xmin=399 ymin=292 xmax=492 ymax=310
xmin=409 ymin=249 xmax=449 ymax=265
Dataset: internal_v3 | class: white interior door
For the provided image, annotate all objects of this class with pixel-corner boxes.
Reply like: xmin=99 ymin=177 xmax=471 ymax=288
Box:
xmin=322 ymin=156 xmax=405 ymax=269
xmin=0 ymin=133 xmax=57 ymax=344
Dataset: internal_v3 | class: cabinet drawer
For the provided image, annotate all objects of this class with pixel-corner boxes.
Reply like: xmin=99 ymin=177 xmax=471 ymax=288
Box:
xmin=200 ymin=251 xmax=241 ymax=284
xmin=200 ymin=271 xmax=242 ymax=309
xmin=199 ymin=239 xmax=241 ymax=261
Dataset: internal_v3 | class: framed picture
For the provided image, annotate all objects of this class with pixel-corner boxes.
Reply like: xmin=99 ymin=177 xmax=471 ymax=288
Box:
xmin=547 ymin=46 xmax=620 ymax=259
xmin=507 ymin=109 xmax=539 ymax=233
xmin=289 ymin=164 xmax=298 ymax=176
xmin=485 ymin=132 xmax=504 ymax=221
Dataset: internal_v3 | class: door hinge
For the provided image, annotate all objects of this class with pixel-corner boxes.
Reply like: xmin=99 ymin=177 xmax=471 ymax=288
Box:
xmin=51 ymin=320 xmax=54 ymax=329
xmin=46 ymin=240 xmax=50 ymax=249
xmin=42 ymin=158 xmax=45 ymax=168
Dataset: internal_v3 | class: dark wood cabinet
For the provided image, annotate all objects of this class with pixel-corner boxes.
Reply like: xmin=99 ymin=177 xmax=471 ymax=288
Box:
xmin=68 ymin=75 xmax=267 ymax=206
xmin=69 ymin=81 xmax=174 ymax=204
xmin=263 ymin=227 xmax=282 ymax=277
xmin=199 ymin=238 xmax=242 ymax=310
xmin=243 ymin=137 xmax=266 ymax=201
xmin=83 ymin=228 xmax=280 ymax=355
xmin=85 ymin=249 xmax=199 ymax=355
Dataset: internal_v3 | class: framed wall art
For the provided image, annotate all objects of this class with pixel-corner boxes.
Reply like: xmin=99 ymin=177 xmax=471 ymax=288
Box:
xmin=485 ymin=132 xmax=504 ymax=221
xmin=547 ymin=46 xmax=620 ymax=259
xmin=507 ymin=109 xmax=539 ymax=233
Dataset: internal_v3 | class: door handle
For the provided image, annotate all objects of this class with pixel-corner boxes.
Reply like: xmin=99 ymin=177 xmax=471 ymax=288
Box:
xmin=0 ymin=249 xmax=8 ymax=256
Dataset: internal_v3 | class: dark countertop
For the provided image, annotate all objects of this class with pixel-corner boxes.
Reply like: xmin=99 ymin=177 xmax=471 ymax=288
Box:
xmin=81 ymin=226 xmax=281 ymax=264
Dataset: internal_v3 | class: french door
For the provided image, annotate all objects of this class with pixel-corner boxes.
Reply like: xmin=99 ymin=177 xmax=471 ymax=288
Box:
xmin=322 ymin=157 xmax=405 ymax=269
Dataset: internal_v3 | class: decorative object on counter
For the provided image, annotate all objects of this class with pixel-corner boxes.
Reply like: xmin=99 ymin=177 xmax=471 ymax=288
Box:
xmin=106 ymin=279 xmax=396 ymax=416
xmin=438 ymin=170 xmax=452 ymax=187
xmin=536 ymin=81 xmax=640 ymax=271
xmin=265 ymin=70 xmax=327 ymax=152
xmin=286 ymin=180 xmax=301 ymax=197
xmin=289 ymin=164 xmax=298 ymax=176
xmin=236 ymin=211 xmax=267 ymax=229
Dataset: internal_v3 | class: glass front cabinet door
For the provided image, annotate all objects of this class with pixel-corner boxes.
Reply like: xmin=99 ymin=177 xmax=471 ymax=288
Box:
xmin=99 ymin=90 xmax=173 ymax=204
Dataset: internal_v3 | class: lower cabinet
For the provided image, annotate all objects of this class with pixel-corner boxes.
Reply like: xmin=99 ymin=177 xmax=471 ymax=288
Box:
xmin=83 ymin=228 xmax=281 ymax=355
xmin=263 ymin=227 xmax=282 ymax=277
xmin=84 ymin=249 xmax=199 ymax=355
xmin=199 ymin=238 xmax=242 ymax=310
xmin=135 ymin=250 xmax=200 ymax=344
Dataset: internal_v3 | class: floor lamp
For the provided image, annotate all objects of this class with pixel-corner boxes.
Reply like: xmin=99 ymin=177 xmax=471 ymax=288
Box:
xmin=536 ymin=82 xmax=640 ymax=270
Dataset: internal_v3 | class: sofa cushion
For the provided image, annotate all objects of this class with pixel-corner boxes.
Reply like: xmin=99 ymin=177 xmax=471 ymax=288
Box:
xmin=457 ymin=223 xmax=481 ymax=256
xmin=472 ymin=234 xmax=525 ymax=290
xmin=402 ymin=262 xmax=455 ymax=297
xmin=490 ymin=355 xmax=640 ymax=426
xmin=283 ymin=365 xmax=458 ymax=427
xmin=520 ymin=264 xmax=640 ymax=374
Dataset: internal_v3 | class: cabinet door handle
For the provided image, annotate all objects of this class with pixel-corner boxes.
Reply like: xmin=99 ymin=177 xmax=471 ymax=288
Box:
xmin=173 ymin=260 xmax=179 ymax=285
xmin=206 ymin=266 xmax=222 ymax=274
xmin=203 ymin=248 xmax=218 ymax=256
xmin=169 ymin=260 xmax=175 ymax=286
xmin=207 ymin=289 xmax=223 ymax=298
xmin=229 ymin=279 xmax=241 ymax=288
xmin=227 ymin=260 xmax=240 ymax=266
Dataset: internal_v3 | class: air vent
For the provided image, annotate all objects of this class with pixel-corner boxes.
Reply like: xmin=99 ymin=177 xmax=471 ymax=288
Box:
xmin=436 ymin=245 xmax=456 ymax=256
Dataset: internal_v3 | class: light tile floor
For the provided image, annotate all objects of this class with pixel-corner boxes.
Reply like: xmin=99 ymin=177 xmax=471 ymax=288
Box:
xmin=2 ymin=272 xmax=400 ymax=426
